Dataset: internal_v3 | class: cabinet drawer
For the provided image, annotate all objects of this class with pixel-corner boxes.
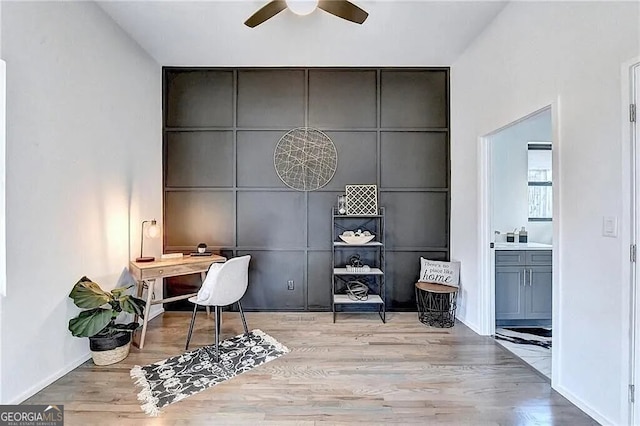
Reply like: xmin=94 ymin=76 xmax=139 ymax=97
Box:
xmin=526 ymin=250 xmax=552 ymax=265
xmin=495 ymin=250 xmax=526 ymax=266
xmin=140 ymin=263 xmax=207 ymax=280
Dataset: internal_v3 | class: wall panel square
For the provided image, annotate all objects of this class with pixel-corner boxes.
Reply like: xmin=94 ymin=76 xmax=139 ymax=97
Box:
xmin=239 ymin=250 xmax=305 ymax=309
xmin=323 ymin=131 xmax=377 ymax=190
xmin=237 ymin=130 xmax=285 ymax=188
xmin=380 ymin=192 xmax=448 ymax=248
xmin=165 ymin=70 xmax=233 ymax=127
xmin=165 ymin=191 xmax=234 ymax=247
xmin=381 ymin=70 xmax=447 ymax=128
xmin=308 ymin=70 xmax=376 ymax=128
xmin=237 ymin=191 xmax=305 ymax=247
xmin=166 ymin=131 xmax=233 ymax=187
xmin=237 ymin=70 xmax=305 ymax=128
xmin=381 ymin=132 xmax=448 ymax=188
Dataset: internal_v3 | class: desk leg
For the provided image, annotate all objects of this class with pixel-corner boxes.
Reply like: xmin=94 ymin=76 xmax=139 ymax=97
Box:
xmin=201 ymin=271 xmax=210 ymax=317
xmin=137 ymin=279 xmax=155 ymax=350
xmin=133 ymin=279 xmax=144 ymax=325
xmin=132 ymin=280 xmax=144 ymax=348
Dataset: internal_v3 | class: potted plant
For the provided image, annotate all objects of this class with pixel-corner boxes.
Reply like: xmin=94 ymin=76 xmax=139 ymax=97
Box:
xmin=68 ymin=276 xmax=145 ymax=365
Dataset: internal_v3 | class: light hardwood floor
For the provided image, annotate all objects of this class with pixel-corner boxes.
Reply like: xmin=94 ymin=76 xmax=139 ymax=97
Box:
xmin=26 ymin=312 xmax=596 ymax=425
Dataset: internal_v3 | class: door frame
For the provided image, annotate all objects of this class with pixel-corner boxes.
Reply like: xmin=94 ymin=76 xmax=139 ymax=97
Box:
xmin=477 ymin=101 xmax=560 ymax=383
xmin=626 ymin=57 xmax=640 ymax=426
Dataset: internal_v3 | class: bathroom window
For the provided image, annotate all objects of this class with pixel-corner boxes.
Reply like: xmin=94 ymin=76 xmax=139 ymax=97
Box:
xmin=528 ymin=142 xmax=552 ymax=221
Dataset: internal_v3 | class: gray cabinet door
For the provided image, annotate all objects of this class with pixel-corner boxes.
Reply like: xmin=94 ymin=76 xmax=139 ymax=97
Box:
xmin=495 ymin=266 xmax=525 ymax=320
xmin=525 ymin=265 xmax=552 ymax=320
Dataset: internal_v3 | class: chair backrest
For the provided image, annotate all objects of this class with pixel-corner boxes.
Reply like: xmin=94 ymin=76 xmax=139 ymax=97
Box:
xmin=198 ymin=255 xmax=251 ymax=307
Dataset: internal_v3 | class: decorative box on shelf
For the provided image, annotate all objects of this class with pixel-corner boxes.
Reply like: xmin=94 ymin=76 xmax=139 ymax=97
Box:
xmin=346 ymin=265 xmax=371 ymax=273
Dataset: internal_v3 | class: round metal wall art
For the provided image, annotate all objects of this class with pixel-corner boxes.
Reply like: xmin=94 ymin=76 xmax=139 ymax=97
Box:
xmin=274 ymin=127 xmax=337 ymax=191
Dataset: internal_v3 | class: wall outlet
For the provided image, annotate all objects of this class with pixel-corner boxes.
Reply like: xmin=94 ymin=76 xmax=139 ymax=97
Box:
xmin=287 ymin=280 xmax=294 ymax=290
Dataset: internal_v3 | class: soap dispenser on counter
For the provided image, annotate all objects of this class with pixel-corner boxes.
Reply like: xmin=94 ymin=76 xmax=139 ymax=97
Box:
xmin=519 ymin=227 xmax=528 ymax=243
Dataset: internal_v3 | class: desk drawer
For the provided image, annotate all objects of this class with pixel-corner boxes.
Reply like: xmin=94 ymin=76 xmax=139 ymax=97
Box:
xmin=140 ymin=263 xmax=208 ymax=280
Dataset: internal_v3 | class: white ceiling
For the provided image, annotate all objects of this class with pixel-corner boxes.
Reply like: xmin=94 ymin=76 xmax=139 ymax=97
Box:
xmin=97 ymin=0 xmax=508 ymax=66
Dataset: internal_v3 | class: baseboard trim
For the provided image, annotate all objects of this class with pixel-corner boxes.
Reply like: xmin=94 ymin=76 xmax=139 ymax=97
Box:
xmin=457 ymin=317 xmax=484 ymax=335
xmin=7 ymin=350 xmax=91 ymax=404
xmin=554 ymin=384 xmax=612 ymax=425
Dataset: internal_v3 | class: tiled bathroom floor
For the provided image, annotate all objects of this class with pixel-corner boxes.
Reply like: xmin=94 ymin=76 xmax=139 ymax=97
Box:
xmin=495 ymin=327 xmax=551 ymax=378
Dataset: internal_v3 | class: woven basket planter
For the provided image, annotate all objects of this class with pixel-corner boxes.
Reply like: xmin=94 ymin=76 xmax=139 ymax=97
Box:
xmin=89 ymin=332 xmax=132 ymax=366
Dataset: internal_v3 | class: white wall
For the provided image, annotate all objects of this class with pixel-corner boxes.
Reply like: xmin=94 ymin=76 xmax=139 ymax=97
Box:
xmin=1 ymin=1 xmax=161 ymax=403
xmin=451 ymin=1 xmax=639 ymax=424
xmin=491 ymin=108 xmax=552 ymax=244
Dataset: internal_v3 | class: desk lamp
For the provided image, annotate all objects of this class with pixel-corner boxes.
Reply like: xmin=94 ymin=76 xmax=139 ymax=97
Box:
xmin=136 ymin=219 xmax=160 ymax=262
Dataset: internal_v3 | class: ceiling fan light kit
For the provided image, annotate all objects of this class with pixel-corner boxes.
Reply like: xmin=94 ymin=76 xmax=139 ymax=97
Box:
xmin=286 ymin=0 xmax=318 ymax=16
xmin=244 ymin=0 xmax=368 ymax=28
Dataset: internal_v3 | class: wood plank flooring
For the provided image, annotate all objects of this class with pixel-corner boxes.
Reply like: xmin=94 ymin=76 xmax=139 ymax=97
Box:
xmin=25 ymin=312 xmax=596 ymax=425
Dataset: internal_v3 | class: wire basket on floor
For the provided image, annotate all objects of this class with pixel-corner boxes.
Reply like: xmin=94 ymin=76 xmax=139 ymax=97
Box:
xmin=415 ymin=282 xmax=458 ymax=328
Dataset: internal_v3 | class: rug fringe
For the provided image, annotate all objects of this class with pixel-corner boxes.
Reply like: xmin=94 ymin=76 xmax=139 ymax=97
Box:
xmin=130 ymin=365 xmax=161 ymax=417
xmin=252 ymin=329 xmax=290 ymax=353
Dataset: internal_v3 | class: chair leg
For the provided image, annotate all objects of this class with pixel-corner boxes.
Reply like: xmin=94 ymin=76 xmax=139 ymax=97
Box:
xmin=238 ymin=300 xmax=249 ymax=336
xmin=185 ymin=303 xmax=198 ymax=350
xmin=214 ymin=305 xmax=221 ymax=362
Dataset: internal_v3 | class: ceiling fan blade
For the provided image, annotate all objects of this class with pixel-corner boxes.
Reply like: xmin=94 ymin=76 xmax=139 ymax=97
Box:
xmin=318 ymin=0 xmax=368 ymax=24
xmin=244 ymin=0 xmax=287 ymax=28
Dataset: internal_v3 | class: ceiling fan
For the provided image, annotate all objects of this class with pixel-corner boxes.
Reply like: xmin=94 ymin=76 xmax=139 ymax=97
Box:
xmin=244 ymin=0 xmax=368 ymax=28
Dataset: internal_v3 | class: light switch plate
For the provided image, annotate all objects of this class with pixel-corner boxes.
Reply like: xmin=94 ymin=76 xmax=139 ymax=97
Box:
xmin=603 ymin=216 xmax=618 ymax=238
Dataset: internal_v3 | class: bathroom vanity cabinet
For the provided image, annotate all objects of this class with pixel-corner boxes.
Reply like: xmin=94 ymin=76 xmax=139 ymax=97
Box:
xmin=495 ymin=249 xmax=552 ymax=325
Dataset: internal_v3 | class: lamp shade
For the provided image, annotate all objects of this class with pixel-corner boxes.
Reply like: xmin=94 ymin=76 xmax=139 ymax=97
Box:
xmin=136 ymin=219 xmax=159 ymax=263
xmin=146 ymin=221 xmax=160 ymax=239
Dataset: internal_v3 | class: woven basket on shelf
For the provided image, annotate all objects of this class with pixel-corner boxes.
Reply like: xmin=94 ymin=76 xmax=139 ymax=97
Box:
xmin=91 ymin=342 xmax=131 ymax=366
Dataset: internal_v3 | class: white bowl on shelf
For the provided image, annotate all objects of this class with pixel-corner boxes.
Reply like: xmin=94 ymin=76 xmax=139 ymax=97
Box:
xmin=339 ymin=234 xmax=375 ymax=244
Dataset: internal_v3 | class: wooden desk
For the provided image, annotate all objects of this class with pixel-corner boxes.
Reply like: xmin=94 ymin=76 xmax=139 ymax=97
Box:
xmin=129 ymin=255 xmax=226 ymax=349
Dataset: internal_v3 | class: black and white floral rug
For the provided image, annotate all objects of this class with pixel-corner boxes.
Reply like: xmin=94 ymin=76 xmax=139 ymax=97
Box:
xmin=495 ymin=327 xmax=552 ymax=349
xmin=130 ymin=329 xmax=289 ymax=416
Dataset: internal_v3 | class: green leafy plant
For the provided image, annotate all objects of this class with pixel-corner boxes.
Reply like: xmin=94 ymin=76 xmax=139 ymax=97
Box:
xmin=68 ymin=276 xmax=145 ymax=338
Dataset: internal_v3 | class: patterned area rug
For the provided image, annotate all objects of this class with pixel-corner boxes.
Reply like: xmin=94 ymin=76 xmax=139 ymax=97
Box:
xmin=495 ymin=327 xmax=552 ymax=349
xmin=130 ymin=329 xmax=289 ymax=416
xmin=505 ymin=327 xmax=552 ymax=338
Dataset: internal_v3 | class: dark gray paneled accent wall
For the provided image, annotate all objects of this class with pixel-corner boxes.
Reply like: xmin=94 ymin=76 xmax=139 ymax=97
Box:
xmin=163 ymin=68 xmax=450 ymax=311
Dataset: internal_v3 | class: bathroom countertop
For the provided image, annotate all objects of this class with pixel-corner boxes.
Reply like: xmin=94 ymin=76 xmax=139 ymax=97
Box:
xmin=494 ymin=242 xmax=553 ymax=250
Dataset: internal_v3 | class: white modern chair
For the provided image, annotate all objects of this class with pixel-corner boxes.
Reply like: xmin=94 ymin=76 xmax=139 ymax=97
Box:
xmin=185 ymin=255 xmax=251 ymax=361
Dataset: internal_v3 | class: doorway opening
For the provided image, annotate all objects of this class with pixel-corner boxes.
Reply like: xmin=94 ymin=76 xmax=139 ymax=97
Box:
xmin=480 ymin=106 xmax=555 ymax=379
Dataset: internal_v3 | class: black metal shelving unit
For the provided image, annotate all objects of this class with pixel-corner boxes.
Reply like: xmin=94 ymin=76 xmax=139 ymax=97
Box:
xmin=331 ymin=207 xmax=386 ymax=323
